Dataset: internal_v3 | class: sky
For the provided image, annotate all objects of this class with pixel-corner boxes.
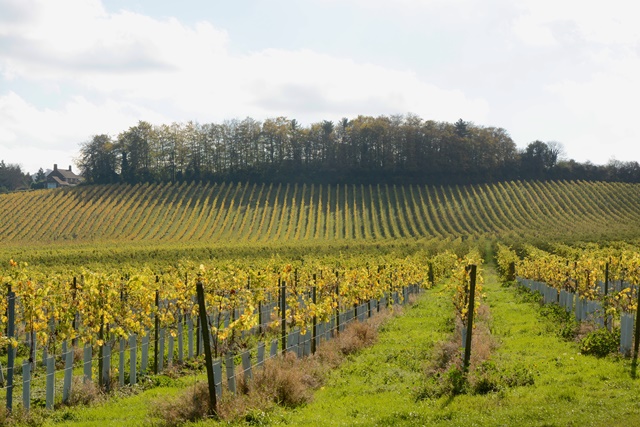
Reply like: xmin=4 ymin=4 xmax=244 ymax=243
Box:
xmin=1 ymin=0 xmax=639 ymax=175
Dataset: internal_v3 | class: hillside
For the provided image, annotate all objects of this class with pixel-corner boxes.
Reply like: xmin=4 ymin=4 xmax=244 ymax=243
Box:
xmin=1 ymin=180 xmax=639 ymax=247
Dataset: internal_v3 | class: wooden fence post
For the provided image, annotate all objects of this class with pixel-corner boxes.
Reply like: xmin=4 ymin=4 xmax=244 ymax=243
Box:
xmin=72 ymin=277 xmax=78 ymax=348
xmin=633 ymin=284 xmax=640 ymax=364
xmin=428 ymin=261 xmax=435 ymax=287
xmin=129 ymin=334 xmax=137 ymax=385
xmin=6 ymin=288 xmax=15 ymax=412
xmin=97 ymin=282 xmax=106 ymax=389
xmin=311 ymin=277 xmax=317 ymax=355
xmin=604 ymin=262 xmax=609 ymax=296
xmin=154 ymin=283 xmax=159 ymax=375
xmin=335 ymin=272 xmax=340 ymax=335
xmin=508 ymin=262 xmax=516 ymax=282
xmin=463 ymin=265 xmax=477 ymax=374
xmin=196 ymin=281 xmax=218 ymax=418
xmin=258 ymin=300 xmax=263 ymax=336
xmin=281 ymin=280 xmax=287 ymax=355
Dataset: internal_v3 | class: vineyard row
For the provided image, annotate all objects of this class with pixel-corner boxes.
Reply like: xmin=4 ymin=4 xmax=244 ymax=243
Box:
xmin=1 ymin=180 xmax=638 ymax=245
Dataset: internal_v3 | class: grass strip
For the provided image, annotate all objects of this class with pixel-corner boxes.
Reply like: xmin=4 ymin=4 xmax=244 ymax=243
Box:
xmin=276 ymin=267 xmax=640 ymax=426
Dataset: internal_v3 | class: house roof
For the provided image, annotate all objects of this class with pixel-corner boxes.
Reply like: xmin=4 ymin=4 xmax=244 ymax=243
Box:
xmin=55 ymin=169 xmax=81 ymax=180
xmin=48 ymin=175 xmax=70 ymax=186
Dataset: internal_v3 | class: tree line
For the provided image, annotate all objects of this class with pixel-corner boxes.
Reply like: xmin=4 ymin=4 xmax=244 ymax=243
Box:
xmin=77 ymin=114 xmax=640 ymax=186
xmin=2 ymin=114 xmax=639 ymax=193
xmin=0 ymin=161 xmax=33 ymax=193
xmin=78 ymin=115 xmax=518 ymax=185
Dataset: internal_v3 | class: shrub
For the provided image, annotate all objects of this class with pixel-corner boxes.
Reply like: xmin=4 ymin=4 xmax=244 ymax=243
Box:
xmin=580 ymin=327 xmax=620 ymax=357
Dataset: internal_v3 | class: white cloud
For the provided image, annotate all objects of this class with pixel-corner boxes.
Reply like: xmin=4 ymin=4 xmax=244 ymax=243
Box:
xmin=512 ymin=0 xmax=640 ymax=47
xmin=0 ymin=91 xmax=168 ymax=172
xmin=0 ymin=0 xmax=489 ymax=173
xmin=237 ymin=49 xmax=489 ymax=123
xmin=511 ymin=14 xmax=558 ymax=47
xmin=545 ymin=50 xmax=640 ymax=163
xmin=0 ymin=0 xmax=228 ymax=81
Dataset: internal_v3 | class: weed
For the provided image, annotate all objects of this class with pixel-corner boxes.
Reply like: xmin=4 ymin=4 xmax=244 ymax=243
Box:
xmin=430 ymin=340 xmax=461 ymax=372
xmin=446 ymin=366 xmax=467 ymax=395
xmin=338 ymin=321 xmax=378 ymax=355
xmin=417 ymin=299 xmax=534 ymax=400
xmin=0 ymin=407 xmax=47 ymax=427
xmin=580 ymin=327 xmax=620 ymax=357
xmin=538 ymin=302 xmax=580 ymax=340
xmin=514 ymin=285 xmax=543 ymax=304
xmin=151 ymin=381 xmax=212 ymax=427
xmin=65 ymin=377 xmax=104 ymax=407
xmin=252 ymin=352 xmax=315 ymax=407
xmin=151 ymin=308 xmax=394 ymax=424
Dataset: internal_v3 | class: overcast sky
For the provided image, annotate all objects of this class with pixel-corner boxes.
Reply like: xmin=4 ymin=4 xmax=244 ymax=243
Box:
xmin=1 ymin=0 xmax=638 ymax=175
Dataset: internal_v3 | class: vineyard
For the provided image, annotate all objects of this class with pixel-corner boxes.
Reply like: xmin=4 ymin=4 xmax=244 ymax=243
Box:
xmin=1 ymin=177 xmax=640 ymax=424
xmin=0 ymin=246 xmax=483 ymax=416
xmin=495 ymin=241 xmax=640 ymax=357
xmin=0 ymin=180 xmax=639 ymax=249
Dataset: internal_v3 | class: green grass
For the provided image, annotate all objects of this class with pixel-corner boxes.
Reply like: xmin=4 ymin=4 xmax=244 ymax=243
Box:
xmin=253 ymin=267 xmax=640 ymax=426
xmin=36 ymin=376 xmax=195 ymax=427
xmin=22 ymin=265 xmax=640 ymax=426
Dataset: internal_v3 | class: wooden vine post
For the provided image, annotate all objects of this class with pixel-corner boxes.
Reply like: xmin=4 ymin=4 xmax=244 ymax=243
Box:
xmin=72 ymin=277 xmax=78 ymax=347
xmin=312 ymin=274 xmax=317 ymax=355
xmin=463 ymin=264 xmax=477 ymax=374
xmin=6 ymin=287 xmax=15 ymax=412
xmin=507 ymin=262 xmax=516 ymax=282
xmin=604 ymin=261 xmax=609 ymax=329
xmin=280 ymin=279 xmax=287 ymax=355
xmin=154 ymin=284 xmax=160 ymax=375
xmin=98 ymin=286 xmax=105 ymax=389
xmin=196 ymin=281 xmax=218 ymax=418
xmin=428 ymin=262 xmax=435 ymax=286
xmin=335 ymin=272 xmax=340 ymax=336
xmin=633 ymin=280 xmax=640 ymax=364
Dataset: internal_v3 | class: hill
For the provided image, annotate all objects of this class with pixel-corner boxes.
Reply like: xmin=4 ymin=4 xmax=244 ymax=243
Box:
xmin=1 ymin=180 xmax=638 ymax=248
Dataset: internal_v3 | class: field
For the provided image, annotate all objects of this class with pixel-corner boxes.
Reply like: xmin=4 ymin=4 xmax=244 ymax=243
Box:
xmin=1 ymin=179 xmax=640 ymax=426
xmin=2 ymin=180 xmax=639 ymax=248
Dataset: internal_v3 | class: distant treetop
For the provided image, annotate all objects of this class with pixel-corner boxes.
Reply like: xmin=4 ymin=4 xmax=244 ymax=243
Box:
xmin=74 ymin=114 xmax=639 ymax=186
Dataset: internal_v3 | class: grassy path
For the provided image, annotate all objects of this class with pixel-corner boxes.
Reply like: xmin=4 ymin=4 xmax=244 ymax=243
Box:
xmin=265 ymin=286 xmax=455 ymax=426
xmin=42 ymin=381 xmax=187 ymax=426
xmin=273 ymin=267 xmax=640 ymax=426
xmin=42 ymin=266 xmax=640 ymax=426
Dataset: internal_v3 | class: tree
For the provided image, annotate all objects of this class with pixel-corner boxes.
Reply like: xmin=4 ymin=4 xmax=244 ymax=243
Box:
xmin=546 ymin=141 xmax=565 ymax=162
xmin=454 ymin=118 xmax=469 ymax=138
xmin=520 ymin=140 xmax=559 ymax=179
xmin=35 ymin=168 xmax=46 ymax=183
xmin=31 ymin=168 xmax=47 ymax=189
xmin=75 ymin=114 xmax=637 ymax=186
xmin=0 ymin=161 xmax=29 ymax=192
xmin=118 ymin=121 xmax=156 ymax=183
xmin=78 ymin=134 xmax=119 ymax=184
